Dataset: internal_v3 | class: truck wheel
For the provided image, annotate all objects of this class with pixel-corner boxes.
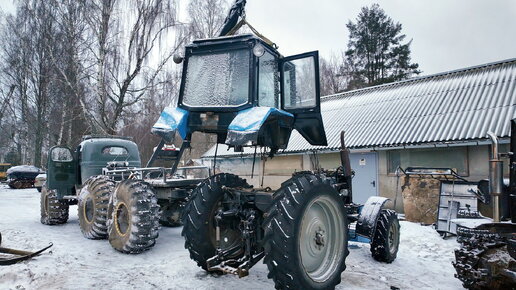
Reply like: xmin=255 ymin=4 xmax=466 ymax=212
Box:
xmin=263 ymin=173 xmax=348 ymax=289
xmin=40 ymin=185 xmax=69 ymax=225
xmin=159 ymin=202 xmax=183 ymax=227
xmin=78 ymin=176 xmax=115 ymax=239
xmin=107 ymin=180 xmax=160 ymax=254
xmin=370 ymin=209 xmax=400 ymax=263
xmin=181 ymin=173 xmax=250 ymax=271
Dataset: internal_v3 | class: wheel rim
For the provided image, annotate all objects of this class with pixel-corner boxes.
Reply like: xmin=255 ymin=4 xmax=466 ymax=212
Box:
xmin=388 ymin=222 xmax=399 ymax=255
xmin=84 ymin=197 xmax=94 ymax=223
xmin=300 ymin=195 xmax=345 ymax=282
xmin=114 ymin=202 xmax=130 ymax=236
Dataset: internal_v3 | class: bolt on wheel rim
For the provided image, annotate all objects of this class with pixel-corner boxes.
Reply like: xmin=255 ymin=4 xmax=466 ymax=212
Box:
xmin=388 ymin=221 xmax=399 ymax=255
xmin=84 ymin=197 xmax=94 ymax=223
xmin=115 ymin=202 xmax=130 ymax=236
xmin=300 ymin=195 xmax=345 ymax=282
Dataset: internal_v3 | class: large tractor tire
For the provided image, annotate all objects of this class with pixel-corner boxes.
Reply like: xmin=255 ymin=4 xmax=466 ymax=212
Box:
xmin=107 ymin=180 xmax=160 ymax=254
xmin=40 ymin=185 xmax=69 ymax=225
xmin=78 ymin=176 xmax=115 ymax=239
xmin=181 ymin=173 xmax=251 ymax=271
xmin=263 ymin=173 xmax=349 ymax=290
xmin=370 ymin=209 xmax=400 ymax=263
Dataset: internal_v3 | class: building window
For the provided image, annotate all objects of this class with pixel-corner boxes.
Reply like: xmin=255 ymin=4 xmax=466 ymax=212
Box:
xmin=387 ymin=147 xmax=469 ymax=176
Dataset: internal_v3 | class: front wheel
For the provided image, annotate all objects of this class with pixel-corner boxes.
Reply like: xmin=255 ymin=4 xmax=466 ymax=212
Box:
xmin=370 ymin=209 xmax=400 ymax=263
xmin=263 ymin=173 xmax=349 ymax=289
xmin=40 ymin=185 xmax=69 ymax=225
xmin=181 ymin=173 xmax=251 ymax=271
xmin=107 ymin=180 xmax=160 ymax=254
xmin=78 ymin=176 xmax=115 ymax=239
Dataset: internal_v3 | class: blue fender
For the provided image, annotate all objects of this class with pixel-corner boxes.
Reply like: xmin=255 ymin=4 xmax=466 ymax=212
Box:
xmin=356 ymin=196 xmax=391 ymax=238
xmin=151 ymin=107 xmax=189 ymax=141
xmin=225 ymin=107 xmax=294 ymax=147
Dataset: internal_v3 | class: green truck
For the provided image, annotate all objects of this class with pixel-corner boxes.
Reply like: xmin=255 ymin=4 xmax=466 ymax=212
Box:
xmin=41 ymin=135 xmax=208 ymax=253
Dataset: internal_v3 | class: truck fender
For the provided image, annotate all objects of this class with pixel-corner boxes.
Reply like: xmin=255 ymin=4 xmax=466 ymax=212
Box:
xmin=356 ymin=196 xmax=391 ymax=238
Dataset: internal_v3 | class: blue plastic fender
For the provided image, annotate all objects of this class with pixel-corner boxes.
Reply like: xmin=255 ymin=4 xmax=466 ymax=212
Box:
xmin=356 ymin=196 xmax=391 ymax=238
xmin=151 ymin=107 xmax=189 ymax=141
xmin=225 ymin=107 xmax=294 ymax=146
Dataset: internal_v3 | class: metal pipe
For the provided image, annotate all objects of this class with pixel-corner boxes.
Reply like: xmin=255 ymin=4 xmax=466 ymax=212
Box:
xmin=487 ymin=131 xmax=502 ymax=222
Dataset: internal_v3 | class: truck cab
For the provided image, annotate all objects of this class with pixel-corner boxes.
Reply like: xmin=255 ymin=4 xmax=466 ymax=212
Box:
xmin=47 ymin=136 xmax=141 ymax=198
xmin=152 ymin=34 xmax=327 ymax=154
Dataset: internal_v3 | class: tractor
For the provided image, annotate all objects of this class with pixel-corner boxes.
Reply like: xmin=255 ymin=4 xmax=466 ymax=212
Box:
xmin=41 ymin=135 xmax=209 ymax=253
xmin=147 ymin=1 xmax=402 ymax=288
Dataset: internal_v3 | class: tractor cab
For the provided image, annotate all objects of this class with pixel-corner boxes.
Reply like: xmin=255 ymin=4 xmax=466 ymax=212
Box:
xmin=46 ymin=136 xmax=141 ymax=198
xmin=152 ymin=34 xmax=327 ymax=154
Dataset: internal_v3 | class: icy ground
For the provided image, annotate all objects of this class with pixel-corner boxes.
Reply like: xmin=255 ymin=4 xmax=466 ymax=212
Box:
xmin=0 ymin=185 xmax=464 ymax=289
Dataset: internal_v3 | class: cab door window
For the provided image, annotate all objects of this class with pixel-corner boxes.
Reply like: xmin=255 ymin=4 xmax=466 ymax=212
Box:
xmin=282 ymin=54 xmax=318 ymax=110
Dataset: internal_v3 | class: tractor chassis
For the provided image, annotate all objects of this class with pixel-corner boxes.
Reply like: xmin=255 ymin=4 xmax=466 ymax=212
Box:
xmin=199 ymin=174 xmax=393 ymax=278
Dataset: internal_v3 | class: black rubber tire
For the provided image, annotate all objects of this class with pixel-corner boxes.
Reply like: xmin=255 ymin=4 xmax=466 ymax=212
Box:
xmin=370 ymin=209 xmax=400 ymax=263
xmin=40 ymin=185 xmax=69 ymax=225
xmin=159 ymin=202 xmax=183 ymax=227
xmin=263 ymin=173 xmax=349 ymax=290
xmin=181 ymin=173 xmax=250 ymax=271
xmin=453 ymin=227 xmax=516 ymax=289
xmin=107 ymin=179 xmax=160 ymax=254
xmin=78 ymin=176 xmax=115 ymax=239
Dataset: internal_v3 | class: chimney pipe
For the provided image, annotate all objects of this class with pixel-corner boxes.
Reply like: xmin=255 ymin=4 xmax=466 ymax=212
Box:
xmin=487 ymin=132 xmax=502 ymax=222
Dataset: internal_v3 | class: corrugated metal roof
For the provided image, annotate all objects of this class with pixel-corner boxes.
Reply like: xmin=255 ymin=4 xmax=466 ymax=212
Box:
xmin=203 ymin=58 xmax=516 ymax=158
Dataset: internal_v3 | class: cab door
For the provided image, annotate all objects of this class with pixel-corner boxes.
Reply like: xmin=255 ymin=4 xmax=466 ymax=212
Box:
xmin=280 ymin=51 xmax=327 ymax=146
xmin=47 ymin=146 xmax=77 ymax=194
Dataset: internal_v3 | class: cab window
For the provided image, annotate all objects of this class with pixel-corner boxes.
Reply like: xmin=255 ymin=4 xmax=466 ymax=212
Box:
xmin=51 ymin=147 xmax=73 ymax=162
xmin=282 ymin=56 xmax=317 ymax=109
xmin=258 ymin=51 xmax=279 ymax=108
xmin=102 ymin=146 xmax=128 ymax=156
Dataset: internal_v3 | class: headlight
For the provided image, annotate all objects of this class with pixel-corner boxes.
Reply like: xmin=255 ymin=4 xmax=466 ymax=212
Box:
xmin=253 ymin=43 xmax=265 ymax=57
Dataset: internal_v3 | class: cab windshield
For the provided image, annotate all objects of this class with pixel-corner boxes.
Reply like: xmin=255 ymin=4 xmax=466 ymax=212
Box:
xmin=182 ymin=49 xmax=250 ymax=107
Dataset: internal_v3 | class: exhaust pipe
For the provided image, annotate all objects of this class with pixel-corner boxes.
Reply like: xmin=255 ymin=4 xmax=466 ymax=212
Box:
xmin=487 ymin=132 xmax=502 ymax=222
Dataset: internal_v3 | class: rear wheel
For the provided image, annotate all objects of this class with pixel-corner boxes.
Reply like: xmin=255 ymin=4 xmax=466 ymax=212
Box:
xmin=370 ymin=209 xmax=400 ymax=263
xmin=263 ymin=173 xmax=348 ymax=289
xmin=40 ymin=185 xmax=69 ymax=225
xmin=78 ymin=176 xmax=115 ymax=239
xmin=107 ymin=180 xmax=160 ymax=254
xmin=181 ymin=173 xmax=250 ymax=271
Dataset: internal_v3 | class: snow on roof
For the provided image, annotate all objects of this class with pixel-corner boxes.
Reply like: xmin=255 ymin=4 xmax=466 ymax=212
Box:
xmin=6 ymin=165 xmax=42 ymax=174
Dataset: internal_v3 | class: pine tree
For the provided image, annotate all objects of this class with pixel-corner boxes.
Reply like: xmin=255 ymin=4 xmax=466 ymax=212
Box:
xmin=345 ymin=4 xmax=420 ymax=89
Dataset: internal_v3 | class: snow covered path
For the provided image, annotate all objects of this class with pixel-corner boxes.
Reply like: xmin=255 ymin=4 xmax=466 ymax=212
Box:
xmin=0 ymin=185 xmax=464 ymax=289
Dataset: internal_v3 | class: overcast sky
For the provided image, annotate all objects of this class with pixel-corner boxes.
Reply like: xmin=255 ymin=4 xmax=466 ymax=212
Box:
xmin=1 ymin=0 xmax=515 ymax=76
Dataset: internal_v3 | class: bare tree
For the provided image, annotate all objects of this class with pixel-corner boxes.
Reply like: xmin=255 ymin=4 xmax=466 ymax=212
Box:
xmin=319 ymin=53 xmax=349 ymax=96
xmin=187 ymin=0 xmax=229 ymax=39
xmin=84 ymin=0 xmax=185 ymax=135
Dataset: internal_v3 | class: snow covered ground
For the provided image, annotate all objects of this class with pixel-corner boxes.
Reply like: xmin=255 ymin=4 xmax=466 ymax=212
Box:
xmin=0 ymin=185 xmax=464 ymax=289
